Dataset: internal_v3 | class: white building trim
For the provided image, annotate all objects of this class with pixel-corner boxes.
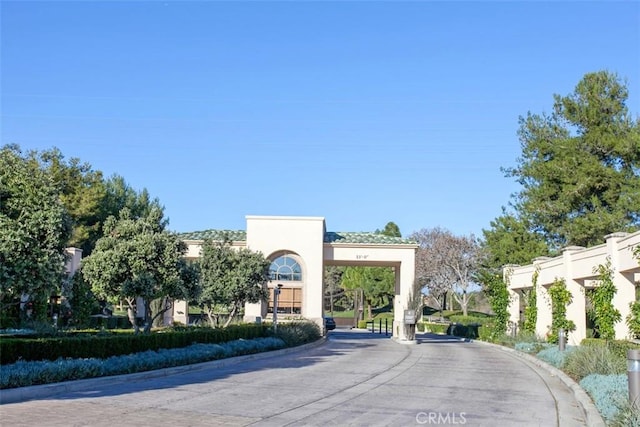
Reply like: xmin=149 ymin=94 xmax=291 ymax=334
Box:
xmin=506 ymin=231 xmax=640 ymax=343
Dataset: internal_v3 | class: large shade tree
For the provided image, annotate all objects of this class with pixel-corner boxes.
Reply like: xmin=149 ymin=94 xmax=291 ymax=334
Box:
xmin=0 ymin=145 xmax=72 ymax=323
xmin=26 ymin=147 xmax=106 ymax=255
xmin=197 ymin=237 xmax=270 ymax=327
xmin=81 ymin=207 xmax=196 ymax=333
xmin=504 ymin=70 xmax=640 ymax=249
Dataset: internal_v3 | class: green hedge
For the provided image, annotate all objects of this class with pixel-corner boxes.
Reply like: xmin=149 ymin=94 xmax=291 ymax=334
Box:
xmin=447 ymin=323 xmax=480 ymax=338
xmin=420 ymin=323 xmax=448 ymax=334
xmin=448 ymin=315 xmax=492 ymax=326
xmin=0 ymin=324 xmax=269 ymax=364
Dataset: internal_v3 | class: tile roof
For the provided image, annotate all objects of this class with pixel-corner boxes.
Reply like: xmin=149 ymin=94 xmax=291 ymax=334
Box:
xmin=324 ymin=232 xmax=415 ymax=245
xmin=178 ymin=230 xmax=247 ymax=241
xmin=178 ymin=229 xmax=415 ymax=245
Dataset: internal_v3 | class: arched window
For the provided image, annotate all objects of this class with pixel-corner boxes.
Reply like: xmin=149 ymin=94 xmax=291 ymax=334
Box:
xmin=269 ymin=253 xmax=302 ymax=281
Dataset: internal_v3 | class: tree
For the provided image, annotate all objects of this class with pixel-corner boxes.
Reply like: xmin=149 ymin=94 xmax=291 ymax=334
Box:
xmin=0 ymin=144 xmax=72 ymax=324
xmin=441 ymin=233 xmax=480 ymax=317
xmin=377 ymin=221 xmax=402 ymax=238
xmin=323 ymin=266 xmax=344 ymax=314
xmin=480 ymin=211 xmax=550 ymax=270
xmin=101 ymin=175 xmax=163 ymax=224
xmin=476 ymin=212 xmax=549 ymax=335
xmin=341 ymin=222 xmax=401 ymax=320
xmin=410 ymin=228 xmax=457 ymax=314
xmin=81 ymin=207 xmax=195 ymax=333
xmin=198 ymin=237 xmax=270 ymax=327
xmin=504 ymin=71 xmax=640 ymax=249
xmin=27 ymin=147 xmax=106 ymax=255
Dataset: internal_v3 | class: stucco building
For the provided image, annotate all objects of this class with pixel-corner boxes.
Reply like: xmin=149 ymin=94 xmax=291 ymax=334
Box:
xmin=178 ymin=216 xmax=419 ymax=342
xmin=505 ymin=231 xmax=640 ymax=344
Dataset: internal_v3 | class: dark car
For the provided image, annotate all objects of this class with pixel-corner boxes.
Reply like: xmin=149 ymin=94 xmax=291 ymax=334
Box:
xmin=324 ymin=316 xmax=336 ymax=331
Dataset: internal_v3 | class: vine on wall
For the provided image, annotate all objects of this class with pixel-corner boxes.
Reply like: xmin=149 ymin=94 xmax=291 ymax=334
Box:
xmin=627 ymin=246 xmax=640 ymax=339
xmin=588 ymin=258 xmax=621 ymax=340
xmin=483 ymin=272 xmax=510 ymax=338
xmin=547 ymin=278 xmax=576 ymax=344
xmin=523 ymin=269 xmax=538 ymax=334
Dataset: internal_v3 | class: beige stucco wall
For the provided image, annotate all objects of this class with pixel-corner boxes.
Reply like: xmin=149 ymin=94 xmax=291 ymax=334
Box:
xmin=179 ymin=215 xmax=418 ymax=341
xmin=244 ymin=216 xmax=326 ymax=327
xmin=505 ymin=231 xmax=640 ymax=343
xmin=324 ymin=243 xmax=417 ymax=341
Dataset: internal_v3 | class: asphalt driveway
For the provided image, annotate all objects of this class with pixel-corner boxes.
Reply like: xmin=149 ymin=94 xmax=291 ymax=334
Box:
xmin=0 ymin=330 xmax=599 ymax=426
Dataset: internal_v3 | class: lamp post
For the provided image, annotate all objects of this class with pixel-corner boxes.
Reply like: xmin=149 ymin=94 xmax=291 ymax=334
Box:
xmin=628 ymin=349 xmax=640 ymax=407
xmin=273 ymin=284 xmax=283 ymax=333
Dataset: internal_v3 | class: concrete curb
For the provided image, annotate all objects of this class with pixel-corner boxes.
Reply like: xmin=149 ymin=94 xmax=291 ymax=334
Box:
xmin=473 ymin=339 xmax=606 ymax=427
xmin=0 ymin=337 xmax=328 ymax=405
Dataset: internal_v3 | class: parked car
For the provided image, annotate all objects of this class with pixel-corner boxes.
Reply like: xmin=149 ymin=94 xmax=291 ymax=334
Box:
xmin=324 ymin=316 xmax=336 ymax=331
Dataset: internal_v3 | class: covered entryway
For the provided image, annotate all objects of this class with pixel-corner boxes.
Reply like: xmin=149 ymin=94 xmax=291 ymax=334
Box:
xmin=182 ymin=216 xmax=418 ymax=342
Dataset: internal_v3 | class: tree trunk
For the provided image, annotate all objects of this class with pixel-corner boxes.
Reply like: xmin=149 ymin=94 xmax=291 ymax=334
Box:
xmin=223 ymin=305 xmax=238 ymax=328
xmin=143 ymin=299 xmax=153 ymax=334
xmin=205 ymin=308 xmax=217 ymax=327
xmin=151 ymin=297 xmax=173 ymax=327
xmin=125 ymin=297 xmax=139 ymax=334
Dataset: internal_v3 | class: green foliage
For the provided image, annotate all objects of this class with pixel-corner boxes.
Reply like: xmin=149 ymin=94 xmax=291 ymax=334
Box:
xmin=627 ymin=301 xmax=640 ymax=339
xmin=377 ymin=221 xmax=402 ymax=238
xmin=547 ymin=278 xmax=576 ymax=343
xmin=1 ymin=336 xmax=286 ymax=389
xmin=563 ymin=343 xmax=626 ymax=381
xmin=421 ymin=323 xmax=448 ymax=334
xmin=588 ymin=259 xmax=622 ymax=340
xmin=0 ymin=145 xmax=72 ymax=322
xmin=480 ymin=212 xmax=549 ymax=268
xmin=341 ymin=266 xmax=395 ymax=316
xmin=357 ymin=320 xmax=368 ymax=329
xmin=81 ymin=208 xmax=196 ymax=333
xmin=0 ymin=324 xmax=270 ymax=364
xmin=66 ymin=270 xmax=99 ymax=328
xmin=609 ymin=397 xmax=640 ymax=427
xmin=523 ymin=270 xmax=539 ymax=334
xmin=198 ymin=237 xmax=270 ymax=327
xmin=447 ymin=323 xmax=480 ymax=339
xmin=448 ymin=315 xmax=491 ymax=326
xmin=581 ymin=338 xmax=640 ymax=361
xmin=29 ymin=147 xmax=107 ymax=255
xmin=476 ymin=269 xmax=509 ymax=337
xmin=504 ymin=70 xmax=640 ymax=249
xmin=271 ymin=321 xmax=321 ymax=346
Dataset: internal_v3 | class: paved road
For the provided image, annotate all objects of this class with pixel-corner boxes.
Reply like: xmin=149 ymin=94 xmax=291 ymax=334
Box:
xmin=0 ymin=330 xmax=592 ymax=426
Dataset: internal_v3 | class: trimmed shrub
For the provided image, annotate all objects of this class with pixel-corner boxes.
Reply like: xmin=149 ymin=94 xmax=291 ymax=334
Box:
xmin=0 ymin=324 xmax=270 ymax=364
xmin=271 ymin=321 xmax=321 ymax=347
xmin=580 ymin=374 xmax=628 ymax=422
xmin=447 ymin=323 xmax=479 ymax=339
xmin=563 ymin=343 xmax=626 ymax=381
xmin=448 ymin=315 xmax=491 ymax=326
xmin=515 ymin=342 xmax=551 ymax=354
xmin=423 ymin=323 xmax=448 ymax=334
xmin=0 ymin=337 xmax=286 ymax=389
xmin=536 ymin=345 xmax=576 ymax=368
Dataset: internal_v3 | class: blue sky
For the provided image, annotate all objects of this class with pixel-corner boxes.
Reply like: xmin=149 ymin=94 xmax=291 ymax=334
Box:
xmin=2 ymin=1 xmax=639 ymax=238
